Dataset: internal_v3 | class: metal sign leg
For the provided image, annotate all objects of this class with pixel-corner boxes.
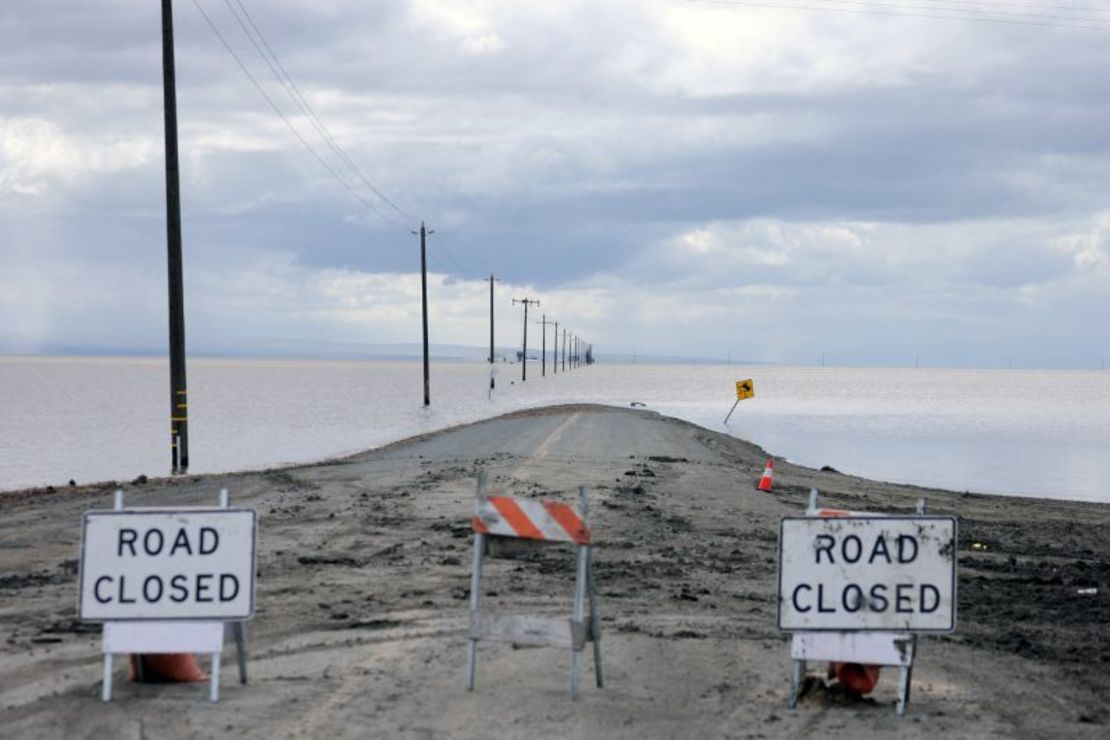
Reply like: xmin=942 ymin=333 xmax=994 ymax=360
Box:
xmin=102 ymin=654 xmax=113 ymax=702
xmin=569 ymin=543 xmax=588 ymax=701
xmin=233 ymin=622 xmax=248 ymax=685
xmin=789 ymin=659 xmax=806 ymax=709
xmin=210 ymin=653 xmax=221 ymax=703
xmin=897 ymin=665 xmax=911 ymax=715
xmin=586 ymin=548 xmax=603 ymax=688
xmin=466 ymin=533 xmax=485 ymax=691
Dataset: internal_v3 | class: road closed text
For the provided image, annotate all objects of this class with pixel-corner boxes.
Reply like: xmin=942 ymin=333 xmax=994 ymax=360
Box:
xmin=79 ymin=510 xmax=256 ymax=621
xmin=778 ymin=516 xmax=957 ymax=631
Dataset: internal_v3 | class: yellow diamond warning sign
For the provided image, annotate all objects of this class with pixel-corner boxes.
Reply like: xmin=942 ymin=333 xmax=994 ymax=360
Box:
xmin=736 ymin=379 xmax=754 ymax=400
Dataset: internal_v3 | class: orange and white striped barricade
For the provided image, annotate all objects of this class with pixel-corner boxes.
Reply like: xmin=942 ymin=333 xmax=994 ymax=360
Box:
xmin=780 ymin=489 xmax=957 ymax=715
xmin=465 ymin=472 xmax=603 ymax=700
xmin=79 ymin=489 xmax=253 ymax=703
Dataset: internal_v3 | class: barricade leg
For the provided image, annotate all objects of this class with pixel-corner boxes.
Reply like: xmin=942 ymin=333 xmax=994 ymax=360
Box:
xmin=466 ymin=533 xmax=485 ymax=691
xmin=209 ymin=652 xmax=221 ymax=703
xmin=234 ymin=622 xmax=248 ymax=685
xmin=569 ymin=543 xmax=588 ymax=700
xmin=897 ymin=634 xmax=917 ymax=714
xmin=586 ymin=549 xmax=603 ymax=688
xmin=789 ymin=659 xmax=806 ymax=708
xmin=897 ymin=662 xmax=913 ymax=715
xmin=102 ymin=654 xmax=113 ymax=702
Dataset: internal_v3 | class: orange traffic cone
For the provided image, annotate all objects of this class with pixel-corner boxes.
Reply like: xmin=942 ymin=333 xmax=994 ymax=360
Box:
xmin=757 ymin=459 xmax=774 ymax=491
xmin=831 ymin=661 xmax=882 ymax=694
xmin=129 ymin=653 xmax=208 ymax=683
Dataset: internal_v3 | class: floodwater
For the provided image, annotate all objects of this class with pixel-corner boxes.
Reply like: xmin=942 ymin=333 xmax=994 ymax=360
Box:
xmin=1 ymin=356 xmax=1107 ymax=502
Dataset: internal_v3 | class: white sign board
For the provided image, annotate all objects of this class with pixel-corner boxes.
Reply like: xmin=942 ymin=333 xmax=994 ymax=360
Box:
xmin=778 ymin=516 xmax=957 ymax=632
xmin=79 ymin=509 xmax=257 ymax=621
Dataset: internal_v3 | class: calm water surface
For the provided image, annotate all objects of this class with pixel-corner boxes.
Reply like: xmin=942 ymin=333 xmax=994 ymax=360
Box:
xmin=1 ymin=356 xmax=1107 ymax=502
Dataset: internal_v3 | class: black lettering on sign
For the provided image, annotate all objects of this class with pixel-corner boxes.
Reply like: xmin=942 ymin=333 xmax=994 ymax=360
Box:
xmin=118 ymin=529 xmax=138 ymax=557
xmin=869 ymin=584 xmax=889 ymax=612
xmin=143 ymin=529 xmax=164 ymax=556
xmin=816 ymin=584 xmax=835 ymax=613
xmin=895 ymin=583 xmax=913 ymax=613
xmin=897 ymin=535 xmax=918 ymax=564
xmin=118 ymin=576 xmax=136 ymax=604
xmin=143 ymin=575 xmax=164 ymax=603
xmin=841 ymin=535 xmax=862 ymax=563
xmin=219 ymin=574 xmax=240 ymax=601
xmin=920 ymin=584 xmax=940 ymax=613
xmin=199 ymin=527 xmax=219 ymax=555
xmin=868 ymin=535 xmax=891 ymax=564
xmin=195 ymin=573 xmax=213 ymax=602
xmin=170 ymin=574 xmax=189 ymax=603
xmin=169 ymin=528 xmax=193 ymax=556
xmin=94 ymin=576 xmax=113 ymax=603
xmin=792 ymin=584 xmax=812 ymax=612
xmin=814 ymin=535 xmax=835 ymax=564
xmin=842 ymin=584 xmax=864 ymax=612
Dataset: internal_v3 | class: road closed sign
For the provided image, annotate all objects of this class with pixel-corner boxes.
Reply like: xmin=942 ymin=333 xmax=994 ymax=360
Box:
xmin=79 ymin=509 xmax=257 ymax=621
xmin=778 ymin=516 xmax=957 ymax=632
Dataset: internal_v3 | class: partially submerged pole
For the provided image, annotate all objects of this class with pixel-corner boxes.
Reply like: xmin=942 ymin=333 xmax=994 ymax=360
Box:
xmin=162 ymin=0 xmax=188 ymax=473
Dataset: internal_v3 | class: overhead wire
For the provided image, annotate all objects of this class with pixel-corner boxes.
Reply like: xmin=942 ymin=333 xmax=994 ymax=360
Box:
xmin=806 ymin=0 xmax=1110 ymax=25
xmin=224 ymin=0 xmax=417 ymax=223
xmin=429 ymin=239 xmax=474 ymax=280
xmin=688 ymin=0 xmax=1110 ymax=31
xmin=188 ymin=0 xmax=407 ymax=228
xmin=189 ymin=0 xmax=484 ymax=281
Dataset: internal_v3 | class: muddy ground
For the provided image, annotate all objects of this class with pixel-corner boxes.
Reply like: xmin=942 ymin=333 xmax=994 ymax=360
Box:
xmin=1 ymin=404 xmax=1107 ymax=738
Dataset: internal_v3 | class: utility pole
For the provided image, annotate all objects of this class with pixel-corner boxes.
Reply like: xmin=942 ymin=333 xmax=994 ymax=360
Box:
xmin=162 ymin=0 xmax=188 ymax=474
xmin=552 ymin=321 xmax=558 ymax=375
xmin=535 ymin=315 xmax=555 ymax=377
xmin=512 ymin=298 xmax=539 ymax=381
xmin=486 ymin=273 xmax=498 ymax=391
xmin=562 ymin=329 xmax=568 ymax=372
xmin=412 ymin=221 xmax=434 ymax=406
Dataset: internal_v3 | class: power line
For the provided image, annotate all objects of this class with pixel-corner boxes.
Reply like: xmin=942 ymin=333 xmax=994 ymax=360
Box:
xmin=688 ymin=0 xmax=1110 ymax=31
xmin=429 ymin=239 xmax=473 ymax=280
xmin=188 ymin=0 xmax=407 ymax=227
xmin=811 ymin=0 xmax=1110 ymax=25
xmin=223 ymin=0 xmax=416 ymax=223
xmin=818 ymin=0 xmax=1110 ymax=24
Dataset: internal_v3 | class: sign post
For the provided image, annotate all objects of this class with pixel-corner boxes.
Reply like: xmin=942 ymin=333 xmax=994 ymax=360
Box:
xmin=778 ymin=491 xmax=956 ymax=714
xmin=79 ymin=489 xmax=256 ymax=702
xmin=724 ymin=378 xmax=754 ymax=424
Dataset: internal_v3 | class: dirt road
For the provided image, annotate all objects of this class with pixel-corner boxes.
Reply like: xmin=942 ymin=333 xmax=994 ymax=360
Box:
xmin=1 ymin=405 xmax=1107 ymax=738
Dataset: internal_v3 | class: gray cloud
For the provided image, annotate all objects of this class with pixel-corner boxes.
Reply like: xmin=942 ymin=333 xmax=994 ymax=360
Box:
xmin=2 ymin=0 xmax=1110 ymax=367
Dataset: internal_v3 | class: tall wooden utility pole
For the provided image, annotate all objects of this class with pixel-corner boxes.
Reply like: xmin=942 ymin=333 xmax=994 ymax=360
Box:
xmin=512 ymin=298 xmax=539 ymax=381
xmin=486 ymin=273 xmax=497 ymax=391
xmin=162 ymin=0 xmax=188 ymax=473
xmin=552 ymin=320 xmax=558 ymax=375
xmin=562 ymin=329 xmax=567 ymax=372
xmin=535 ymin=315 xmax=555 ymax=377
xmin=413 ymin=222 xmax=434 ymax=406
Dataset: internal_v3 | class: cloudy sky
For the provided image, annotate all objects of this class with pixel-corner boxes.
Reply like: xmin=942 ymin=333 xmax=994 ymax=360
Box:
xmin=2 ymin=0 xmax=1109 ymax=367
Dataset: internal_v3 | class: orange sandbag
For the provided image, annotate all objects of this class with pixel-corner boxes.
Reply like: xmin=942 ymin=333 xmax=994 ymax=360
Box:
xmin=129 ymin=653 xmax=208 ymax=683
xmin=831 ymin=662 xmax=882 ymax=694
